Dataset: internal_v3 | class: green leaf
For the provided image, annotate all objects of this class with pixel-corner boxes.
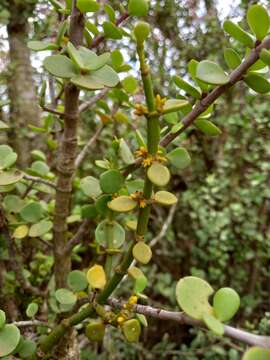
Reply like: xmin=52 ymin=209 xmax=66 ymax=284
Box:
xmin=133 ymin=242 xmax=152 ymax=264
xmin=119 ymin=139 xmax=135 ymax=165
xmin=71 ymin=75 xmax=104 ymax=90
xmin=0 ymin=310 xmax=6 ymax=330
xmin=223 ymin=20 xmax=254 ymax=48
xmin=154 ymin=191 xmax=177 ymax=206
xmin=29 ymin=220 xmax=53 ymax=237
xmin=103 ymin=22 xmax=122 ymax=40
xmin=0 ymin=170 xmax=23 ymax=186
xmin=13 ymin=225 xmax=29 ymax=239
xmin=195 ymin=119 xmax=222 ymax=136
xmin=30 ymin=161 xmax=50 ymax=177
xmin=196 ymin=60 xmax=229 ymax=85
xmin=122 ymin=76 xmax=138 ymax=94
xmin=44 ymin=55 xmax=78 ymax=79
xmin=173 ymin=75 xmax=201 ymax=99
xmin=0 ymin=121 xmax=9 ymax=131
xmin=247 ymin=4 xmax=270 ymax=40
xmin=162 ymin=99 xmax=190 ymax=114
xmin=27 ymin=40 xmax=58 ymax=51
xmin=26 ymin=303 xmax=39 ymax=318
xmin=55 ymin=288 xmax=77 ymax=305
xmin=260 ymin=48 xmax=270 ymax=66
xmin=67 ymin=42 xmax=86 ymax=70
xmin=122 ymin=319 xmax=141 ymax=343
xmin=100 ymin=169 xmax=124 ymax=194
xmin=67 ymin=270 xmax=88 ymax=292
xmin=167 ymin=147 xmax=191 ymax=170
xmin=213 ymin=287 xmax=240 ymax=322
xmin=4 ymin=195 xmax=25 ymax=213
xmin=223 ymin=48 xmax=241 ymax=70
xmin=0 ymin=324 xmax=20 ymax=357
xmin=108 ymin=196 xmax=137 ymax=213
xmin=78 ymin=47 xmax=110 ymax=71
xmin=243 ymin=347 xmax=270 ymax=360
xmin=175 ymin=276 xmax=214 ymax=320
xmin=86 ymin=321 xmax=105 ymax=342
xmin=147 ymin=163 xmax=170 ymax=187
xmin=77 ymin=0 xmax=100 ymax=13
xmin=136 ymin=314 xmax=148 ymax=327
xmin=244 ymin=72 xmax=270 ymax=94
xmin=128 ymin=0 xmax=149 ymax=17
xmin=0 ymin=145 xmax=17 ymax=170
xmin=87 ymin=265 xmax=106 ymax=289
xmin=188 ymin=59 xmax=209 ymax=91
xmin=95 ymin=194 xmax=111 ymax=216
xmin=81 ymin=204 xmax=98 ymax=219
xmin=81 ymin=176 xmax=102 ymax=199
xmin=203 ymin=313 xmax=224 ymax=336
xmin=134 ymin=276 xmax=148 ymax=294
xmin=104 ymin=4 xmax=115 ymax=23
xmin=111 ymin=50 xmax=124 ymax=69
xmin=20 ymin=202 xmax=43 ymax=223
xmin=95 ymin=220 xmax=125 ymax=248
xmin=17 ymin=338 xmax=37 ymax=359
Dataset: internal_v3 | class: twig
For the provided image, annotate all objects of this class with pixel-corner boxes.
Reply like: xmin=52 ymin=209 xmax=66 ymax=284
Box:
xmin=41 ymin=105 xmax=64 ymax=117
xmin=79 ymin=88 xmax=110 ymax=113
xmin=149 ymin=201 xmax=178 ymax=247
xmin=160 ymin=36 xmax=270 ymax=148
xmin=23 ymin=174 xmax=57 ymax=189
xmin=109 ymin=298 xmax=270 ymax=348
xmin=75 ymin=126 xmax=104 ymax=168
xmin=66 ymin=219 xmax=92 ymax=253
xmin=14 ymin=320 xmax=52 ymax=328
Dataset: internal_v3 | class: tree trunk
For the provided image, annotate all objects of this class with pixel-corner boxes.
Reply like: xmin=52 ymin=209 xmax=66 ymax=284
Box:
xmin=7 ymin=3 xmax=41 ymax=167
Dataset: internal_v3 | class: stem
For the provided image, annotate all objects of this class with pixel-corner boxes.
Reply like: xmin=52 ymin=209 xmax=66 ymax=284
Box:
xmin=104 ymin=211 xmax=114 ymax=278
xmin=53 ymin=0 xmax=84 ymax=288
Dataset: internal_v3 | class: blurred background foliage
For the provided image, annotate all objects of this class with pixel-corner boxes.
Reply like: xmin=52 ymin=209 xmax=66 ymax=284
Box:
xmin=0 ymin=0 xmax=270 ymax=359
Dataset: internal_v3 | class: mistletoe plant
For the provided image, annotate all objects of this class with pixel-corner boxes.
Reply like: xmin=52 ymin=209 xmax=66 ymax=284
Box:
xmin=1 ymin=1 xmax=270 ymax=359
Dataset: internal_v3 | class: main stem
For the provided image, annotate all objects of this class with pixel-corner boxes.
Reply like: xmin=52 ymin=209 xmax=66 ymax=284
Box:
xmin=53 ymin=1 xmax=84 ymax=289
xmin=39 ymin=37 xmax=159 ymax=355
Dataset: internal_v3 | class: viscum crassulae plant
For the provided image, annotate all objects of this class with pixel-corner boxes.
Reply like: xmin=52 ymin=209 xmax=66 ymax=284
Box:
xmin=1 ymin=1 xmax=270 ymax=359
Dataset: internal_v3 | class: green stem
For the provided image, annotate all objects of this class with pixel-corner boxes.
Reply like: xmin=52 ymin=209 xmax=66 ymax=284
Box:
xmin=39 ymin=37 xmax=159 ymax=357
xmin=104 ymin=211 xmax=114 ymax=278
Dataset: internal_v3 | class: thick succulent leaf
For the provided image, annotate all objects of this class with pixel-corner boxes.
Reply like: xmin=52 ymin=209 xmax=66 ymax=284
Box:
xmin=103 ymin=22 xmax=122 ymax=40
xmin=95 ymin=220 xmax=125 ymax=248
xmin=0 ymin=145 xmax=17 ymax=170
xmin=224 ymin=48 xmax=241 ymax=69
xmin=77 ymin=0 xmax=100 ymax=13
xmin=173 ymin=75 xmax=201 ymax=99
xmin=162 ymin=99 xmax=190 ymax=114
xmin=0 ymin=170 xmax=23 ymax=186
xmin=28 ymin=40 xmax=58 ymax=51
xmin=13 ymin=225 xmax=29 ymax=239
xmin=78 ymin=47 xmax=110 ymax=71
xmin=243 ymin=347 xmax=270 ymax=360
xmin=196 ymin=60 xmax=229 ymax=85
xmin=247 ymin=4 xmax=270 ymax=40
xmin=133 ymin=242 xmax=152 ymax=264
xmin=85 ymin=321 xmax=105 ymax=342
xmin=260 ymin=48 xmax=270 ymax=66
xmin=154 ymin=191 xmax=178 ymax=206
xmin=213 ymin=287 xmax=240 ymax=322
xmin=108 ymin=196 xmax=137 ymax=212
xmin=100 ymin=169 xmax=124 ymax=194
xmin=67 ymin=270 xmax=88 ymax=292
xmin=44 ymin=55 xmax=78 ymax=78
xmin=81 ymin=176 xmax=102 ymax=199
xmin=244 ymin=72 xmax=270 ymax=94
xmin=55 ymin=288 xmax=77 ymax=305
xmin=71 ymin=75 xmax=104 ymax=90
xmin=195 ymin=119 xmax=222 ymax=136
xmin=20 ymin=202 xmax=43 ymax=223
xmin=0 ymin=324 xmax=20 ymax=357
xmin=119 ymin=139 xmax=135 ymax=165
xmin=87 ymin=265 xmax=106 ymax=289
xmin=188 ymin=59 xmax=209 ymax=91
xmin=0 ymin=310 xmax=6 ymax=330
xmin=92 ymin=65 xmax=119 ymax=87
xmin=147 ymin=163 xmax=170 ymax=187
xmin=128 ymin=0 xmax=149 ymax=17
xmin=26 ymin=303 xmax=39 ymax=318
xmin=122 ymin=319 xmax=141 ymax=343
xmin=67 ymin=42 xmax=86 ymax=70
xmin=223 ymin=20 xmax=254 ymax=47
xmin=176 ymin=276 xmax=214 ymax=320
xmin=167 ymin=147 xmax=191 ymax=169
xmin=203 ymin=313 xmax=224 ymax=336
xmin=29 ymin=220 xmax=53 ymax=237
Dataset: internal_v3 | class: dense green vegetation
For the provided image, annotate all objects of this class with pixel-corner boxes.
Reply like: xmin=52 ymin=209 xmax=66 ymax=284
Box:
xmin=0 ymin=1 xmax=270 ymax=359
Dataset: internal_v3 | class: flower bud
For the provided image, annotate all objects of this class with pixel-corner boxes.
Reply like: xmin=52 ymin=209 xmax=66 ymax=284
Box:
xmin=134 ymin=21 xmax=150 ymax=44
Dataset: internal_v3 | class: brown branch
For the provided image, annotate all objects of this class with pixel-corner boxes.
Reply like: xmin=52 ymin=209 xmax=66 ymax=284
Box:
xmin=109 ymin=298 xmax=270 ymax=348
xmin=41 ymin=105 xmax=64 ymax=117
xmin=14 ymin=320 xmax=52 ymax=328
xmin=53 ymin=1 xmax=85 ymax=288
xmin=79 ymin=88 xmax=110 ymax=113
xmin=160 ymin=37 xmax=270 ymax=148
xmin=23 ymin=174 xmax=57 ymax=189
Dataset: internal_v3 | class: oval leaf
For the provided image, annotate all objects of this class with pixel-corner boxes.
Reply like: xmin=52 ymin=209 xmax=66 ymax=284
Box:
xmin=132 ymin=242 xmax=152 ymax=264
xmin=167 ymin=147 xmax=191 ymax=169
xmin=247 ymin=4 xmax=270 ymax=40
xmin=195 ymin=119 xmax=222 ymax=136
xmin=0 ymin=324 xmax=20 ymax=357
xmin=100 ymin=169 xmax=124 ymax=194
xmin=213 ymin=287 xmax=240 ymax=322
xmin=196 ymin=60 xmax=229 ymax=85
xmin=44 ymin=55 xmax=78 ymax=79
xmin=244 ymin=72 xmax=270 ymax=94
xmin=223 ymin=20 xmax=254 ymax=48
xmin=147 ymin=163 xmax=170 ymax=187
xmin=108 ymin=196 xmax=137 ymax=213
xmin=154 ymin=191 xmax=177 ymax=206
xmin=87 ymin=264 xmax=106 ymax=289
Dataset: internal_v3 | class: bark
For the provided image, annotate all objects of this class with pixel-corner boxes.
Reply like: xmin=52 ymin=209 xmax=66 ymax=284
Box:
xmin=7 ymin=1 xmax=41 ymax=167
xmin=53 ymin=2 xmax=84 ymax=288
